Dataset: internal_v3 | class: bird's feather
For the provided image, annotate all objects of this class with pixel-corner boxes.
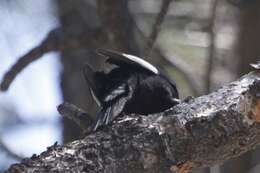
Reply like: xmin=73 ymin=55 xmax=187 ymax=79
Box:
xmin=93 ymin=90 xmax=130 ymax=130
xmin=103 ymin=83 xmax=127 ymax=102
xmin=96 ymin=49 xmax=159 ymax=74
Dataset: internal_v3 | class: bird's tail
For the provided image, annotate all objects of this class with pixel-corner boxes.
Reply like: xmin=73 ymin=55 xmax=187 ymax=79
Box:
xmin=92 ymin=106 xmax=112 ymax=131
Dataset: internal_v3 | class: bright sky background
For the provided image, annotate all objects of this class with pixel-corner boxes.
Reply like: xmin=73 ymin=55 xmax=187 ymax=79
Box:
xmin=0 ymin=0 xmax=61 ymax=119
xmin=0 ymin=0 xmax=62 ymax=169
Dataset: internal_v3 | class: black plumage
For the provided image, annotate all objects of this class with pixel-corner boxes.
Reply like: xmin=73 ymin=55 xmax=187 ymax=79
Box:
xmin=83 ymin=49 xmax=179 ymax=131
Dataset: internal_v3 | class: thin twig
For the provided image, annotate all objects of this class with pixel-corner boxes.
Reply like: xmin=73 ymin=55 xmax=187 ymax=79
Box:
xmin=205 ymin=0 xmax=218 ymax=93
xmin=0 ymin=138 xmax=23 ymax=160
xmin=145 ymin=0 xmax=174 ymax=57
xmin=57 ymin=102 xmax=94 ymax=132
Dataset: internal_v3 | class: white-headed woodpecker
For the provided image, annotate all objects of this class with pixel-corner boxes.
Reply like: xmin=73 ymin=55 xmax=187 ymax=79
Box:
xmin=83 ymin=49 xmax=179 ymax=131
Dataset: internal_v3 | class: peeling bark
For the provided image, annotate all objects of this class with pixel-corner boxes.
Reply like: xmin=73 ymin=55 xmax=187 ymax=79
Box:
xmin=5 ymin=72 xmax=260 ymax=173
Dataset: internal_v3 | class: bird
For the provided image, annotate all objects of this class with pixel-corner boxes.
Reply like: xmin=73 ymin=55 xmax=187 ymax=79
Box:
xmin=83 ymin=49 xmax=180 ymax=131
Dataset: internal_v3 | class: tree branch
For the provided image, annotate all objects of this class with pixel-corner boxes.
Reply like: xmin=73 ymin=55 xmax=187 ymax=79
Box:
xmin=0 ymin=27 xmax=102 ymax=91
xmin=0 ymin=138 xmax=23 ymax=161
xmin=5 ymin=71 xmax=260 ymax=173
xmin=57 ymin=102 xmax=94 ymax=132
xmin=145 ymin=0 xmax=174 ymax=57
xmin=0 ymin=28 xmax=62 ymax=91
xmin=205 ymin=0 xmax=218 ymax=93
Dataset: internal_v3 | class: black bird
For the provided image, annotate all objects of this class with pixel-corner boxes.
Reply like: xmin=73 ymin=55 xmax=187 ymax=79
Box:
xmin=83 ymin=49 xmax=179 ymax=131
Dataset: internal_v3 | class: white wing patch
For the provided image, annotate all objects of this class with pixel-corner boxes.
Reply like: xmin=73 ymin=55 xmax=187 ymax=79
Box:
xmin=90 ymin=89 xmax=101 ymax=107
xmin=122 ymin=53 xmax=159 ymax=74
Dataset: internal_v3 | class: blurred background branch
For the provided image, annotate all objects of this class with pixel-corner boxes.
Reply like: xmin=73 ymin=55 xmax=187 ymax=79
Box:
xmin=0 ymin=28 xmax=61 ymax=91
xmin=145 ymin=0 xmax=174 ymax=56
xmin=0 ymin=139 xmax=23 ymax=161
xmin=205 ymin=0 xmax=218 ymax=93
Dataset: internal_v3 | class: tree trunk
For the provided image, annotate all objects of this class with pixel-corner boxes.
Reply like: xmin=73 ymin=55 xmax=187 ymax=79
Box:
xmin=57 ymin=0 xmax=139 ymax=142
xmin=57 ymin=0 xmax=100 ymax=142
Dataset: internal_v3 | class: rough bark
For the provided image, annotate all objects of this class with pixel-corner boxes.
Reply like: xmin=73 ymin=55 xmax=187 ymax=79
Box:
xmin=221 ymin=1 xmax=260 ymax=173
xmin=5 ymin=71 xmax=260 ymax=173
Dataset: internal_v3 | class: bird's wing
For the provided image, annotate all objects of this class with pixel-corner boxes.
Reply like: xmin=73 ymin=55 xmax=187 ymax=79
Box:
xmin=96 ymin=49 xmax=159 ymax=74
xmin=93 ymin=96 xmax=128 ymax=131
xmin=103 ymin=83 xmax=127 ymax=103
xmin=92 ymin=77 xmax=137 ymax=131
xmin=92 ymin=83 xmax=130 ymax=131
